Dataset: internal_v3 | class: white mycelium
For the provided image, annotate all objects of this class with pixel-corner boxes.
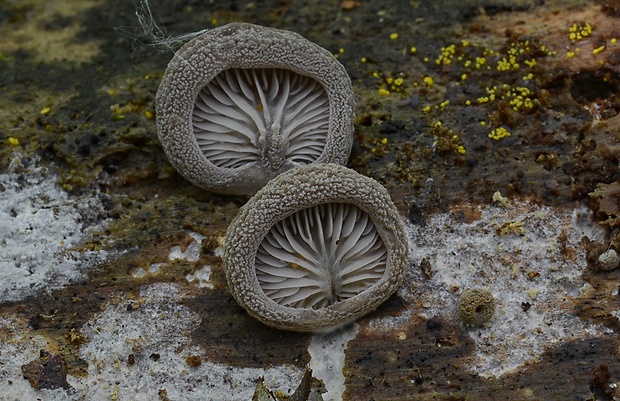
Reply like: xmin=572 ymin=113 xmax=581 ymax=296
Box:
xmin=192 ymin=68 xmax=329 ymax=170
xmin=255 ymin=203 xmax=387 ymax=309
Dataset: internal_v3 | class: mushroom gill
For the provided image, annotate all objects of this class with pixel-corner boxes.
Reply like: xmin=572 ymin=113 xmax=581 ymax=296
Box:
xmin=192 ymin=68 xmax=329 ymax=170
xmin=255 ymin=202 xmax=387 ymax=309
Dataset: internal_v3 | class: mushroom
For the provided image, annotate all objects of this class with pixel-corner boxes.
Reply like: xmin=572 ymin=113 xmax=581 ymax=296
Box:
xmin=457 ymin=288 xmax=496 ymax=327
xmin=223 ymin=163 xmax=408 ymax=332
xmin=156 ymin=23 xmax=355 ymax=194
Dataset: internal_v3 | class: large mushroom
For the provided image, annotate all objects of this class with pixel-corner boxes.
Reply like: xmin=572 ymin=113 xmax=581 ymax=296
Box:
xmin=223 ymin=163 xmax=408 ymax=332
xmin=156 ymin=23 xmax=355 ymax=194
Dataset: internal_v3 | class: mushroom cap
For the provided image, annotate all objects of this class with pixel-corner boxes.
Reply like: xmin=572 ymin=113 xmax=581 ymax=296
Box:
xmin=223 ymin=163 xmax=408 ymax=332
xmin=156 ymin=23 xmax=355 ymax=194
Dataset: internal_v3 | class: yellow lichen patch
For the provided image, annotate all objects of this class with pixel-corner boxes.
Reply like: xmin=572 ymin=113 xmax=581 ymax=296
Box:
xmin=522 ymin=73 xmax=534 ymax=81
xmin=508 ymin=87 xmax=535 ymax=112
xmin=496 ymin=41 xmax=531 ymax=71
xmin=496 ymin=57 xmax=515 ymax=71
xmin=8 ymin=137 xmax=20 ymax=146
xmin=593 ymin=45 xmax=605 ymax=55
xmin=429 ymin=120 xmax=467 ymax=156
xmin=390 ymin=33 xmax=399 ymax=40
xmin=487 ymin=86 xmax=497 ymax=101
xmin=495 ymin=219 xmax=525 ymax=235
xmin=489 ymin=127 xmax=511 ymax=140
xmin=402 ymin=35 xmax=559 ymax=160
xmin=110 ymin=383 xmax=119 ymax=401
xmin=370 ymin=136 xmax=389 ymax=157
xmin=540 ymin=44 xmax=555 ymax=56
xmin=372 ymin=71 xmax=407 ymax=94
xmin=492 ymin=191 xmax=512 ymax=208
xmin=568 ymin=22 xmax=592 ymax=41
xmin=483 ymin=48 xmax=497 ymax=57
xmin=40 ymin=107 xmax=51 ymax=115
xmin=435 ymin=44 xmax=457 ymax=66
xmin=110 ymin=100 xmax=150 ymax=120
xmin=67 ymin=327 xmax=87 ymax=345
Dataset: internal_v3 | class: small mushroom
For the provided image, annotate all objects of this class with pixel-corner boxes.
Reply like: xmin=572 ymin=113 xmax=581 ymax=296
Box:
xmin=223 ymin=163 xmax=408 ymax=332
xmin=156 ymin=23 xmax=355 ymax=194
xmin=457 ymin=288 xmax=496 ymax=327
xmin=597 ymin=248 xmax=619 ymax=271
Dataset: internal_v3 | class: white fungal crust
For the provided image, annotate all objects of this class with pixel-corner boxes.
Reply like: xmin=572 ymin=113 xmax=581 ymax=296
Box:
xmin=156 ymin=23 xmax=355 ymax=195
xmin=223 ymin=163 xmax=408 ymax=332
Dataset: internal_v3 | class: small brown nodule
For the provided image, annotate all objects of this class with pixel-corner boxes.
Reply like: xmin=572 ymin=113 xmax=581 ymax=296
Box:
xmin=458 ymin=288 xmax=496 ymax=327
xmin=21 ymin=350 xmax=70 ymax=390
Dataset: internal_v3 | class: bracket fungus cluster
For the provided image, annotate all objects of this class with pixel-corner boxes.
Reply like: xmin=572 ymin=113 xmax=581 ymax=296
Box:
xmin=222 ymin=163 xmax=408 ymax=332
xmin=156 ymin=22 xmax=355 ymax=194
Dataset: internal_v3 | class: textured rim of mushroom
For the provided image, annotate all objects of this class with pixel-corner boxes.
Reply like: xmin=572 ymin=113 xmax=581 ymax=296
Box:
xmin=223 ymin=163 xmax=408 ymax=332
xmin=156 ymin=22 xmax=355 ymax=195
